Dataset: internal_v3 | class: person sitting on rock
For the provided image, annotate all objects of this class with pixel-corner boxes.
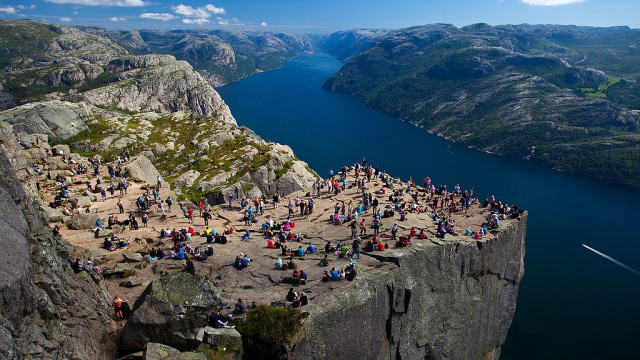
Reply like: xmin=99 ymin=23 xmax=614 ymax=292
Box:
xmin=286 ymin=288 xmax=298 ymax=302
xmin=72 ymin=257 xmax=84 ymax=273
xmin=299 ymin=270 xmax=308 ymax=285
xmin=328 ymin=267 xmax=339 ymax=281
xmin=205 ymin=245 xmax=214 ymax=257
xmin=291 ymin=268 xmax=301 ymax=283
xmin=320 ymin=254 xmax=330 ymax=266
xmin=305 ymin=243 xmax=315 ymax=254
xmin=300 ymin=292 xmax=308 ymax=306
xmin=296 ymin=246 xmax=305 ymax=257
xmin=238 ymin=255 xmax=251 ymax=270
xmin=234 ymin=298 xmax=247 ymax=314
xmin=292 ymin=294 xmax=301 ymax=308
xmin=210 ymin=311 xmax=235 ymax=329
xmin=103 ymin=237 xmax=115 ymax=251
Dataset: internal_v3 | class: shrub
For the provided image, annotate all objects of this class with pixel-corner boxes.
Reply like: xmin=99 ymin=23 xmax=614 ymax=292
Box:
xmin=236 ymin=306 xmax=308 ymax=360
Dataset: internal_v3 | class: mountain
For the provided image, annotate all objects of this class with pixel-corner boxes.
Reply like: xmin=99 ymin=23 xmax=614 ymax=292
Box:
xmin=323 ymin=24 xmax=640 ymax=190
xmin=0 ymin=20 xmax=235 ymax=123
xmin=78 ymin=27 xmax=314 ymax=87
xmin=315 ymin=29 xmax=389 ymax=60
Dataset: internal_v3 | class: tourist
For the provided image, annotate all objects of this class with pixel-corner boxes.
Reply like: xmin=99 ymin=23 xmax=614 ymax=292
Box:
xmin=234 ymin=298 xmax=247 ymax=314
xmin=112 ymin=295 xmax=124 ymax=320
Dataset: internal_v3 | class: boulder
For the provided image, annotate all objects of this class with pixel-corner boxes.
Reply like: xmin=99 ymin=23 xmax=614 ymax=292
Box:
xmin=114 ymin=263 xmax=132 ymax=273
xmin=42 ymin=206 xmax=65 ymax=222
xmin=52 ymin=144 xmax=71 ymax=156
xmin=66 ymin=213 xmax=100 ymax=230
xmin=0 ymin=91 xmax=15 ymax=110
xmin=197 ymin=326 xmax=242 ymax=349
xmin=69 ymin=196 xmax=93 ymax=209
xmin=151 ymin=260 xmax=187 ymax=275
xmin=141 ymin=150 xmax=155 ymax=162
xmin=125 ymin=156 xmax=168 ymax=189
xmin=82 ymin=190 xmax=97 ymax=201
xmin=123 ymin=252 xmax=144 ymax=263
xmin=47 ymin=170 xmax=66 ymax=180
xmin=144 ymin=342 xmax=207 ymax=360
xmin=176 ymin=170 xmax=200 ymax=189
xmin=22 ymin=148 xmax=47 ymax=165
xmin=120 ymin=273 xmax=225 ymax=353
xmin=120 ymin=276 xmax=148 ymax=288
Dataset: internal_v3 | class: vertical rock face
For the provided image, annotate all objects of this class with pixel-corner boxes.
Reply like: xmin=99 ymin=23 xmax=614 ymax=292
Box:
xmin=0 ymin=123 xmax=117 ymax=360
xmin=290 ymin=213 xmax=527 ymax=360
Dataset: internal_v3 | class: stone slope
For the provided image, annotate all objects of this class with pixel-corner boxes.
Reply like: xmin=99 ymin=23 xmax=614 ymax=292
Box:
xmin=0 ymin=123 xmax=117 ymax=360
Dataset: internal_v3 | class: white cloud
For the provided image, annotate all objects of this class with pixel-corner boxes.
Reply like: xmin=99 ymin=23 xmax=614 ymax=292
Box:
xmin=217 ymin=19 xmax=229 ymax=25
xmin=172 ymin=4 xmax=225 ymax=21
xmin=110 ymin=16 xmax=125 ymax=21
xmin=72 ymin=11 xmax=78 ymax=14
xmin=521 ymin=0 xmax=586 ymax=5
xmin=140 ymin=12 xmax=176 ymax=21
xmin=45 ymin=0 xmax=146 ymax=7
xmin=59 ymin=17 xmax=73 ymax=22
xmin=0 ymin=5 xmax=16 ymax=13
xmin=205 ymin=4 xmax=224 ymax=14
xmin=173 ymin=4 xmax=209 ymax=18
xmin=261 ymin=22 xmax=267 ymax=26
xmin=183 ymin=18 xmax=209 ymax=25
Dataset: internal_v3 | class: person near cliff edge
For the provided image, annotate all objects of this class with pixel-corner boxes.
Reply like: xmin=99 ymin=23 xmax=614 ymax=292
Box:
xmin=112 ymin=294 xmax=124 ymax=320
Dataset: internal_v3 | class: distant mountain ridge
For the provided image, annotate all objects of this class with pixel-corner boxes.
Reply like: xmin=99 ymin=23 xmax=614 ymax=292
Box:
xmin=78 ymin=27 xmax=314 ymax=87
xmin=322 ymin=23 xmax=640 ymax=190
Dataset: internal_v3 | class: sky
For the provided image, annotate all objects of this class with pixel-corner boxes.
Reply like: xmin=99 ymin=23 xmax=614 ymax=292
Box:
xmin=0 ymin=0 xmax=638 ymax=33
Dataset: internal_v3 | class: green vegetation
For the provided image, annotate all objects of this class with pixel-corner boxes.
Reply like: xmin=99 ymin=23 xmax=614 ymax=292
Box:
xmin=323 ymin=24 xmax=640 ymax=190
xmin=196 ymin=344 xmax=241 ymax=360
xmin=236 ymin=306 xmax=308 ymax=360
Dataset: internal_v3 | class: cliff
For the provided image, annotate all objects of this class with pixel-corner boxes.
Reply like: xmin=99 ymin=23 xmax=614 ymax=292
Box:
xmin=291 ymin=213 xmax=526 ymax=360
xmin=0 ymin=122 xmax=117 ymax=360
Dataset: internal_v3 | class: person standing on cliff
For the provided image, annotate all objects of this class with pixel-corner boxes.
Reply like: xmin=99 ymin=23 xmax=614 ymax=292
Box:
xmin=112 ymin=295 xmax=124 ymax=320
xmin=352 ymin=237 xmax=361 ymax=259
xmin=156 ymin=175 xmax=162 ymax=189
xmin=228 ymin=193 xmax=233 ymax=208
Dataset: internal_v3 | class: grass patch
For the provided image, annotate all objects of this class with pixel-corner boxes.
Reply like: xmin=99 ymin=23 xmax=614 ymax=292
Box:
xmin=236 ymin=306 xmax=308 ymax=360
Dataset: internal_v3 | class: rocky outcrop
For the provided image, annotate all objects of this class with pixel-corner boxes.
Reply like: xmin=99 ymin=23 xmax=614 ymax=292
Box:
xmin=0 ymin=92 xmax=15 ymax=110
xmin=0 ymin=100 xmax=94 ymax=140
xmin=81 ymin=55 xmax=235 ymax=124
xmin=120 ymin=272 xmax=225 ymax=353
xmin=125 ymin=156 xmax=168 ymax=189
xmin=289 ymin=213 xmax=527 ymax=360
xmin=0 ymin=122 xmax=117 ymax=359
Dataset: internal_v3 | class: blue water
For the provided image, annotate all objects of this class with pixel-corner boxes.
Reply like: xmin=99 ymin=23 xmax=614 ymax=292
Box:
xmin=218 ymin=53 xmax=640 ymax=359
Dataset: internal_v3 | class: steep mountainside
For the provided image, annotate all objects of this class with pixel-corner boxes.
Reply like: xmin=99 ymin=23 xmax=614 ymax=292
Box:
xmin=79 ymin=27 xmax=314 ymax=87
xmin=315 ymin=29 xmax=389 ymax=61
xmin=323 ymin=24 xmax=640 ymax=190
xmin=0 ymin=19 xmax=235 ymax=124
xmin=0 ymin=122 xmax=118 ymax=360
